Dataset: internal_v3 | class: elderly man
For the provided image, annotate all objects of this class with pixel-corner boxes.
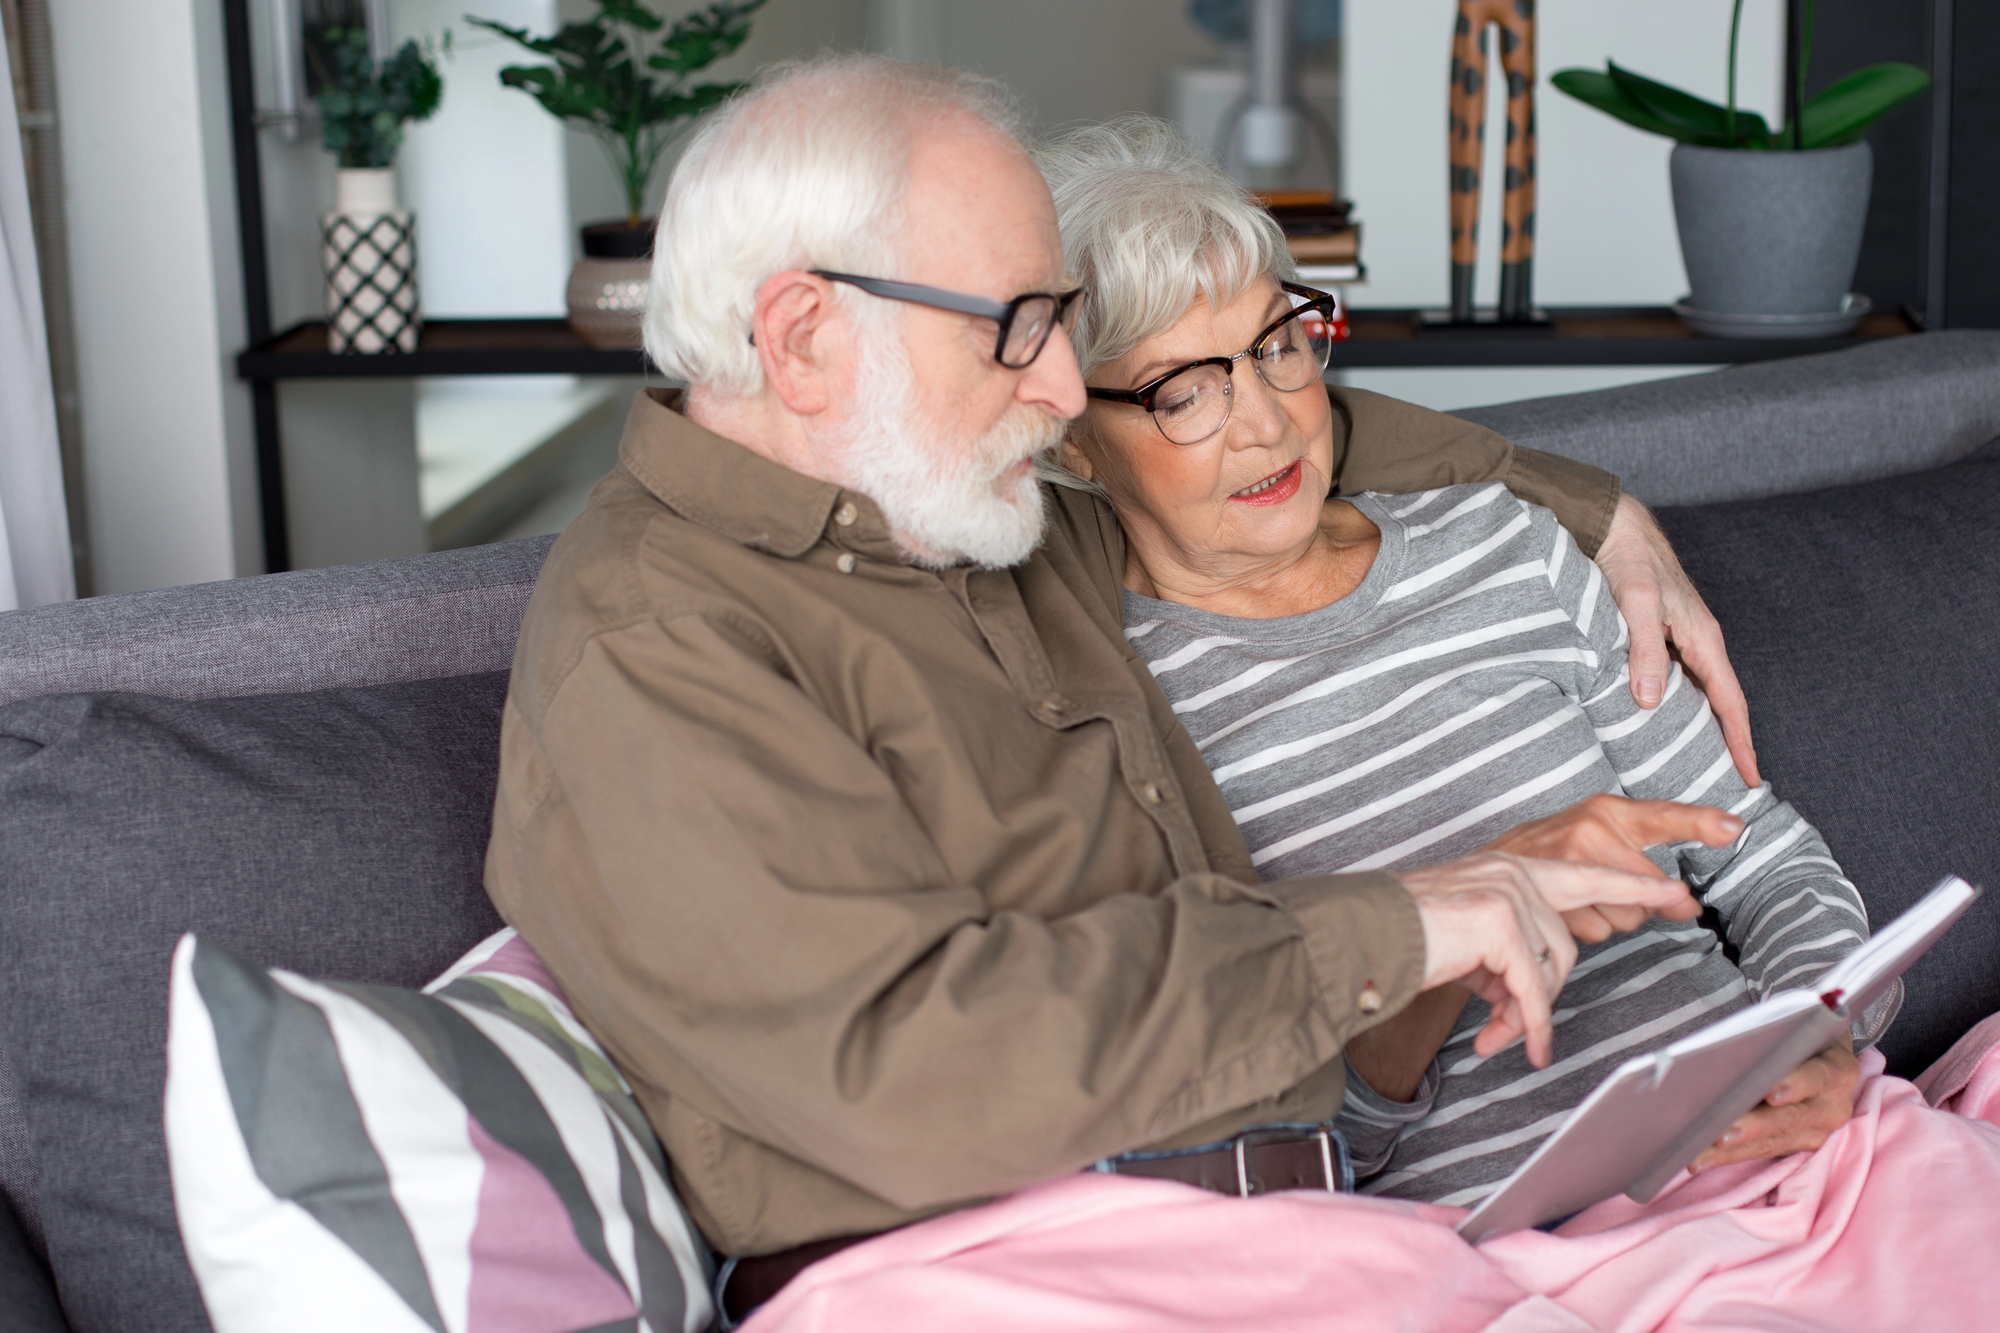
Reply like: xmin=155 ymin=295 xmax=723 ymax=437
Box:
xmin=485 ymin=54 xmax=1743 ymax=1317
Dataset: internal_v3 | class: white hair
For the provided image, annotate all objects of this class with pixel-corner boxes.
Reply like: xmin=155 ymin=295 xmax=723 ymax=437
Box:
xmin=645 ymin=53 xmax=1026 ymax=397
xmin=1033 ymin=115 xmax=1294 ymax=382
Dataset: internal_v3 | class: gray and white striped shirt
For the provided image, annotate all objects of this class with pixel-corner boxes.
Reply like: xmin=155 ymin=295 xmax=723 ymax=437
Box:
xmin=1124 ymin=483 xmax=1868 ymax=1207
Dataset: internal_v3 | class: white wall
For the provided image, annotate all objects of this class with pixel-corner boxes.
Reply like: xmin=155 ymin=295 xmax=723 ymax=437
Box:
xmin=393 ymin=0 xmax=570 ymax=316
xmin=50 ymin=0 xmax=260 ymax=592
xmin=869 ymin=0 xmax=1229 ymax=132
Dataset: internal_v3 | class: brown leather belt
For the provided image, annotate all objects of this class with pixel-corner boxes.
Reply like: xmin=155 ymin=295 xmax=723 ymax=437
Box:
xmin=718 ymin=1125 xmax=1349 ymax=1326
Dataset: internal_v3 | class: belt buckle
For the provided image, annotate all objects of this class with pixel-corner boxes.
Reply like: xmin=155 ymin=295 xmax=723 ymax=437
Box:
xmin=1316 ymin=1126 xmax=1338 ymax=1191
xmin=1233 ymin=1124 xmax=1342 ymax=1196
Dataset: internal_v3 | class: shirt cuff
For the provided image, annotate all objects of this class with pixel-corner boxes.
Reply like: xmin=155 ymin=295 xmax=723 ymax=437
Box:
xmin=1259 ymin=871 xmax=1427 ymax=1038
xmin=1336 ymin=1055 xmax=1442 ymax=1177
xmin=1505 ymin=446 xmax=1622 ymax=558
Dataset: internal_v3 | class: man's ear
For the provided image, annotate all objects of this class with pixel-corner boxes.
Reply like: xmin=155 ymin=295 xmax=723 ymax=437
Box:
xmin=750 ymin=271 xmax=847 ymax=416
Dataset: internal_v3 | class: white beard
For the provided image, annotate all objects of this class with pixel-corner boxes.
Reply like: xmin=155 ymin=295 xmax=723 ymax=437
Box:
xmin=832 ymin=329 xmax=1063 ymax=570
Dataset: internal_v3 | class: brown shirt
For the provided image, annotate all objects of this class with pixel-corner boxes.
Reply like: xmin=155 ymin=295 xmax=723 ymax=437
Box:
xmin=484 ymin=386 xmax=1620 ymax=1255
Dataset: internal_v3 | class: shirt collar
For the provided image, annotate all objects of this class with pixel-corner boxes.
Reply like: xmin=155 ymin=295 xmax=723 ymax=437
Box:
xmin=617 ymin=388 xmax=898 ymax=561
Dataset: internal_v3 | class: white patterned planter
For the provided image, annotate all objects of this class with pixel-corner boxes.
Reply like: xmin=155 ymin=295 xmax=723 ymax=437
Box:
xmin=323 ymin=169 xmax=420 ymax=355
xmin=566 ymin=219 xmax=654 ymax=350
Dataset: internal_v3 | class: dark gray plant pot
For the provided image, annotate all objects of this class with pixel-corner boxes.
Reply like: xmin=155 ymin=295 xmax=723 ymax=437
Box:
xmin=1670 ymin=142 xmax=1872 ymax=316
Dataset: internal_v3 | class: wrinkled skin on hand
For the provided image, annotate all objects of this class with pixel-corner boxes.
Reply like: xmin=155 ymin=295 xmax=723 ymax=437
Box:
xmin=1399 ymin=853 xmax=1694 ymax=1069
xmin=1480 ymin=795 xmax=1858 ymax=1171
xmin=1354 ymin=799 xmax=1723 ymax=1101
xmin=1483 ymin=793 xmax=1732 ymax=941
xmin=1691 ymin=1037 xmax=1862 ymax=1173
xmin=1594 ymin=495 xmax=1760 ymax=789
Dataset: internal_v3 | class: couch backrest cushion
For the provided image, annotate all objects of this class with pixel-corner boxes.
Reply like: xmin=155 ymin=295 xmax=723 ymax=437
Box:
xmin=0 ymin=673 xmax=509 ymax=1333
xmin=1455 ymin=330 xmax=2000 ymax=507
xmin=0 ymin=536 xmax=555 ymax=709
xmin=1656 ymin=441 xmax=2000 ymax=1076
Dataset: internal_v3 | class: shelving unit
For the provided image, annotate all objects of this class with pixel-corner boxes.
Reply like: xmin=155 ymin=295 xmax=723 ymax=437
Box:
xmin=1330 ymin=306 xmax=1920 ymax=367
xmin=238 ymin=306 xmax=1920 ymax=383
xmin=239 ymin=320 xmax=657 ymax=381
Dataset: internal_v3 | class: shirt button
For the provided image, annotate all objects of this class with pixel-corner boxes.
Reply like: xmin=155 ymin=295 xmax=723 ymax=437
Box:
xmin=1358 ymin=982 xmax=1385 ymax=1015
xmin=834 ymin=501 xmax=859 ymax=527
xmin=835 ymin=553 xmax=857 ymax=574
xmin=1141 ymin=781 xmax=1165 ymax=806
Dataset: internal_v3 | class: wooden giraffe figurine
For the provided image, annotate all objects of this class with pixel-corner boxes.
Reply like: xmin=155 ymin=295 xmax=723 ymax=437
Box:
xmin=1448 ymin=0 xmax=1538 ymax=323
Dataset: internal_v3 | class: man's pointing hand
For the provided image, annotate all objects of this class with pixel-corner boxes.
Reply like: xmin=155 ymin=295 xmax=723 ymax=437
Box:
xmin=1397 ymin=854 xmax=1697 ymax=1068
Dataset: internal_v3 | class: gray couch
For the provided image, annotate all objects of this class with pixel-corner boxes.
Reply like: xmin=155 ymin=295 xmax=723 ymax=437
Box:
xmin=2 ymin=332 xmax=1997 ymax=1333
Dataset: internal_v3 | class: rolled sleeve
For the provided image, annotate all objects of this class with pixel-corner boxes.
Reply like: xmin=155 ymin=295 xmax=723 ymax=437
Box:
xmin=1337 ymin=1057 xmax=1442 ymax=1178
xmin=1256 ymin=870 xmax=1427 ymax=1029
xmin=1503 ymin=444 xmax=1621 ymax=558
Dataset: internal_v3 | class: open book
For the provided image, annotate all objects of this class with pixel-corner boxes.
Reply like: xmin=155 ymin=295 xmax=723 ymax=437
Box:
xmin=1457 ymin=874 xmax=1982 ymax=1245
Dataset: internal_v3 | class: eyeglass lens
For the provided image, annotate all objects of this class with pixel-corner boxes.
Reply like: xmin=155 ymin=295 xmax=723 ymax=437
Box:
xmin=1150 ymin=301 xmax=1336 ymax=444
xmin=1000 ymin=295 xmax=1071 ymax=368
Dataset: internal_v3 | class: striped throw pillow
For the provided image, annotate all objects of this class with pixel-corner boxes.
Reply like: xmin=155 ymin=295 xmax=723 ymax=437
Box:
xmin=165 ymin=930 xmax=714 ymax=1333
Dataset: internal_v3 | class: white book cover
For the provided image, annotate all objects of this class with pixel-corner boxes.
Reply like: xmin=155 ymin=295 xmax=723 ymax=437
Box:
xmin=1457 ymin=874 xmax=1982 ymax=1245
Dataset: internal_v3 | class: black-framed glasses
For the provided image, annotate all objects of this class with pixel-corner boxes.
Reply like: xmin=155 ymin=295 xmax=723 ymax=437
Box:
xmin=1085 ymin=283 xmax=1338 ymax=445
xmin=812 ymin=270 xmax=1084 ymax=369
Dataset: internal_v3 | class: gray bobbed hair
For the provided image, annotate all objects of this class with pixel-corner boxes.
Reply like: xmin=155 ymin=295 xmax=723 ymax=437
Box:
xmin=1035 ymin=115 xmax=1295 ymax=383
xmin=1031 ymin=116 xmax=1294 ymax=496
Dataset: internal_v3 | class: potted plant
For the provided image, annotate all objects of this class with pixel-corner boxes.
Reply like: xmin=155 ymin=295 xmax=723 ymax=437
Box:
xmin=1553 ymin=0 xmax=1928 ymax=337
xmin=311 ymin=27 xmax=446 ymax=354
xmin=469 ymin=0 xmax=765 ymax=349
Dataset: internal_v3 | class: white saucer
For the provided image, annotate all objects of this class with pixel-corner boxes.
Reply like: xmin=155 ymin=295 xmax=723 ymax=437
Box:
xmin=1672 ymin=293 xmax=1870 ymax=339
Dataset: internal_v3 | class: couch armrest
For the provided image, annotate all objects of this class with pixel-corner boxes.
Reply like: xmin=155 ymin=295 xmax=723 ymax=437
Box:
xmin=0 ymin=1187 xmax=69 ymax=1332
xmin=1453 ymin=330 xmax=2000 ymax=506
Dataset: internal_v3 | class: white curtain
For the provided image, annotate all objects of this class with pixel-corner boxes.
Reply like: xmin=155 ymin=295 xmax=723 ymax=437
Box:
xmin=0 ymin=20 xmax=75 ymax=610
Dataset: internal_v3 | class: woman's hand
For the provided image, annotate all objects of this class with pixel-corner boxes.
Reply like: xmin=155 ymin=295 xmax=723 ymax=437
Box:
xmin=1483 ymin=794 xmax=1730 ymax=942
xmin=1689 ymin=1037 xmax=1861 ymax=1174
xmin=1594 ymin=495 xmax=1760 ymax=789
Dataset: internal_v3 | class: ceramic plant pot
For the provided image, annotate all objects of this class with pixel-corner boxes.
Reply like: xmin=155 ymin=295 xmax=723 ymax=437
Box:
xmin=323 ymin=168 xmax=420 ymax=354
xmin=567 ymin=220 xmax=654 ymax=350
xmin=1669 ymin=141 xmax=1872 ymax=326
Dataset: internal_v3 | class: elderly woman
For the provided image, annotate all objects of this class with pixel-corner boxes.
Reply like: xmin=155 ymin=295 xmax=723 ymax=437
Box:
xmin=1034 ymin=117 xmax=1878 ymax=1204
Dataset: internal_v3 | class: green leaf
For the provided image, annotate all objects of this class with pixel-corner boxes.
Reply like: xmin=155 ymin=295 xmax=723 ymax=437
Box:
xmin=597 ymin=0 xmax=666 ymax=32
xmin=463 ymin=15 xmax=558 ymax=55
xmin=650 ymin=0 xmax=764 ymax=73
xmin=313 ymin=26 xmax=444 ymax=164
xmin=1550 ymin=69 xmax=1687 ymax=142
xmin=1608 ymin=62 xmax=1770 ymax=148
xmin=1798 ymin=62 xmax=1931 ymax=148
xmin=470 ymin=0 xmax=763 ymax=215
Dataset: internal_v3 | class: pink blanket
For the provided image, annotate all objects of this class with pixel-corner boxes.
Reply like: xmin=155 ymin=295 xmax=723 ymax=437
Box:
xmin=744 ymin=1029 xmax=2000 ymax=1332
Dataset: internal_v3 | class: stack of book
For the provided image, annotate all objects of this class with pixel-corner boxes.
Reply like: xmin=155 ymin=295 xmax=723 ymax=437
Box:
xmin=1257 ymin=192 xmax=1363 ymax=286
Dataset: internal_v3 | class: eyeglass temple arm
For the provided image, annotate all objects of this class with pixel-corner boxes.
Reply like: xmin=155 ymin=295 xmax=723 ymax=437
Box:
xmin=1281 ymin=281 xmax=1336 ymax=304
xmin=810 ymin=270 xmax=1011 ymax=322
